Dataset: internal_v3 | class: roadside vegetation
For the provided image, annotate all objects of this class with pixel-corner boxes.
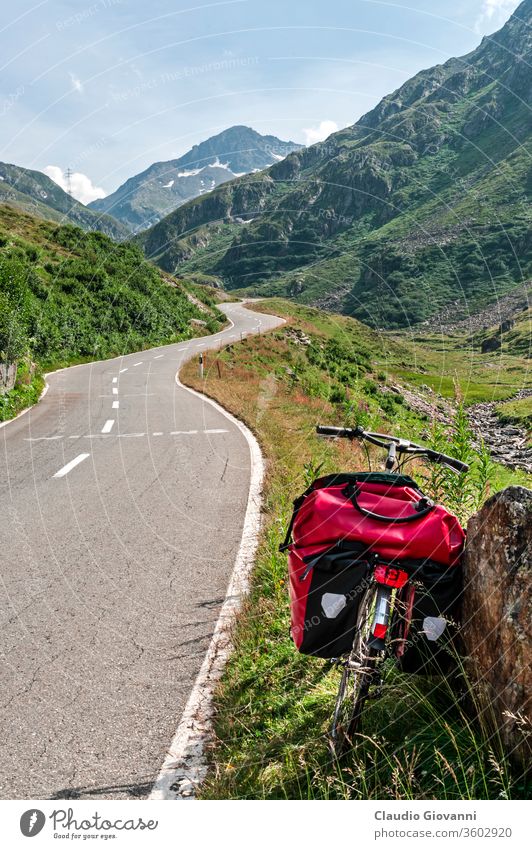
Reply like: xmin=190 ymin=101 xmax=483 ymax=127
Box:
xmin=0 ymin=359 xmax=44 ymax=422
xmin=180 ymin=298 xmax=530 ymax=800
xmin=0 ymin=205 xmax=224 ymax=421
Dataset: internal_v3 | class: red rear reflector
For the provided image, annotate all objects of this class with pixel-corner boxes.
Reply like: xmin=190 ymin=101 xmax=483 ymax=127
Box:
xmin=374 ymin=564 xmax=409 ymax=588
xmin=373 ymin=623 xmax=387 ymax=639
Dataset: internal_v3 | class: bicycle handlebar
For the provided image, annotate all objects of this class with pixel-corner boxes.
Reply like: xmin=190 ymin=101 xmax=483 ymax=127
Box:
xmin=423 ymin=449 xmax=469 ymax=474
xmin=315 ymin=425 xmax=363 ymax=439
xmin=316 ymin=425 xmax=469 ymax=473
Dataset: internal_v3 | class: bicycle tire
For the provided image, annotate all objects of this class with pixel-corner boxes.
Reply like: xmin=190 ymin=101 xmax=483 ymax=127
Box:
xmin=329 ymin=582 xmax=379 ymax=757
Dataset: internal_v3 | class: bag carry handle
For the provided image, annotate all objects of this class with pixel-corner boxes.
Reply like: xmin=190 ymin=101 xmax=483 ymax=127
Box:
xmin=344 ymin=484 xmax=435 ymax=524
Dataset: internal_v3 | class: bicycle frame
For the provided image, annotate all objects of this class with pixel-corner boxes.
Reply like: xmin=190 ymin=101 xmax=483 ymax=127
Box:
xmin=370 ymin=565 xmax=410 ymax=650
xmin=315 ymin=422 xmax=467 ymax=754
xmin=369 ymin=442 xmax=409 ymax=647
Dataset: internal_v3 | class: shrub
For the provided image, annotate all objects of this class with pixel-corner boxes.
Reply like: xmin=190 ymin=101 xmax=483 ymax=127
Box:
xmin=424 ymin=405 xmax=494 ymax=523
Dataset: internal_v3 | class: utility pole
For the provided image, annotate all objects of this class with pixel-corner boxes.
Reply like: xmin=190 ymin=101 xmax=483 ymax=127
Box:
xmin=65 ymin=167 xmax=73 ymax=198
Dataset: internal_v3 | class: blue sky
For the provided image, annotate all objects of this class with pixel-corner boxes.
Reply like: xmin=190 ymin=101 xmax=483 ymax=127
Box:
xmin=0 ymin=0 xmax=522 ymax=201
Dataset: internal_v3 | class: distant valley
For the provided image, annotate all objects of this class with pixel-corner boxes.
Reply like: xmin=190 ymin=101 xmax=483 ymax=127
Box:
xmin=137 ymin=0 xmax=532 ymax=330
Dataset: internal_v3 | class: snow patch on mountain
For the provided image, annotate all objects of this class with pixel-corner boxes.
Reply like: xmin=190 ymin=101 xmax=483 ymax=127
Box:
xmin=210 ymin=156 xmax=232 ymax=170
xmin=177 ymin=167 xmax=202 ymax=177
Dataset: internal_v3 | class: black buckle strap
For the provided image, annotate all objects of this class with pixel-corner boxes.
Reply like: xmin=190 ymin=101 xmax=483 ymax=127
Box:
xmin=299 ymin=544 xmax=378 ymax=581
xmin=279 ymin=492 xmax=307 ymax=551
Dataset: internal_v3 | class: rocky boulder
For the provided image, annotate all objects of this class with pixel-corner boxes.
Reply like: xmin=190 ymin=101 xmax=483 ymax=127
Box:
xmin=481 ymin=334 xmax=501 ymax=353
xmin=461 ymin=486 xmax=531 ymax=769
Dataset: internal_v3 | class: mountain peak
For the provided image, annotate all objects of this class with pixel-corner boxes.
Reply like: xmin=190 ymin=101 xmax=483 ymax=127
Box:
xmin=89 ymin=127 xmax=302 ymax=231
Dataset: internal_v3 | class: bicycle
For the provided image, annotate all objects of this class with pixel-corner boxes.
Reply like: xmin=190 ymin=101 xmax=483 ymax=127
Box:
xmin=315 ymin=424 xmax=469 ymax=757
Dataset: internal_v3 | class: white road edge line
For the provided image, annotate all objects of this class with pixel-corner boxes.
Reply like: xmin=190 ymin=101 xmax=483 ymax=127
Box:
xmin=101 ymin=419 xmax=115 ymax=433
xmin=148 ymin=369 xmax=267 ymax=801
xmin=53 ymin=453 xmax=90 ymax=478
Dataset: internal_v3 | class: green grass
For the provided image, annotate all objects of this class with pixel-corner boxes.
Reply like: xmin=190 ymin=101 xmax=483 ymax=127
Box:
xmin=254 ymin=299 xmax=532 ymax=407
xmin=181 ymin=298 xmax=530 ymax=800
xmin=0 ymin=359 xmax=44 ymax=422
xmin=495 ymin=396 xmax=532 ymax=430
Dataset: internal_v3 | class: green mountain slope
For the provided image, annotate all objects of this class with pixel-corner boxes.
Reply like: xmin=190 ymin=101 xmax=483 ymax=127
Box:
xmin=89 ymin=126 xmax=301 ymax=232
xmin=0 ymin=162 xmax=129 ymax=241
xmin=0 ymin=204 xmax=222 ymax=371
xmin=137 ymin=0 xmax=532 ymax=328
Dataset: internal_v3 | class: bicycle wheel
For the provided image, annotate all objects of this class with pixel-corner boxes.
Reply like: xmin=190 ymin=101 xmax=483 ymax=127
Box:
xmin=329 ymin=582 xmax=379 ymax=757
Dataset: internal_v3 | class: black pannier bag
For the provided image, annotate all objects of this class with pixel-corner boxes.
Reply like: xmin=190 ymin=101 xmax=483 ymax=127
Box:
xmin=391 ymin=560 xmax=463 ymax=674
xmin=283 ymin=472 xmax=465 ymax=662
xmin=289 ymin=541 xmax=375 ymax=658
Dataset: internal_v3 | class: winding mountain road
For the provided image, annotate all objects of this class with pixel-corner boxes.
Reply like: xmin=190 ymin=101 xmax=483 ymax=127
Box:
xmin=0 ymin=302 xmax=282 ymax=799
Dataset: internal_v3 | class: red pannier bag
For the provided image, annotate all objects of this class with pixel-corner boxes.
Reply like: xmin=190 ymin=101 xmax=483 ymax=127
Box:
xmin=280 ymin=472 xmax=465 ymax=658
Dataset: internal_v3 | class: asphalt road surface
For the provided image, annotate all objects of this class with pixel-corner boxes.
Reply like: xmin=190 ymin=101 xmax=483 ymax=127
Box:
xmin=0 ymin=302 xmax=283 ymax=799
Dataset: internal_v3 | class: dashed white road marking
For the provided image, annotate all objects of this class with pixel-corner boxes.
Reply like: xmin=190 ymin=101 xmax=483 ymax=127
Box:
xmin=120 ymin=368 xmax=128 ymax=373
xmin=30 ymin=429 xmax=230 ymax=443
xmin=154 ymin=354 xmax=164 ymax=359
xmin=53 ymin=453 xmax=90 ymax=478
xmin=112 ymin=387 xmax=118 ymax=395
xmin=24 ymin=436 xmax=62 ymax=442
xmin=112 ymin=377 xmax=118 ymax=384
xmin=112 ymin=401 xmax=119 ymax=409
xmin=133 ymin=361 xmax=143 ymax=367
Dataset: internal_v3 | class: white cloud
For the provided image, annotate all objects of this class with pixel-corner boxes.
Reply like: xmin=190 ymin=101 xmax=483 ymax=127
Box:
xmin=302 ymin=120 xmax=339 ymax=146
xmin=475 ymin=0 xmax=520 ymax=33
xmin=69 ymin=71 xmax=83 ymax=93
xmin=44 ymin=165 xmax=106 ymax=205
